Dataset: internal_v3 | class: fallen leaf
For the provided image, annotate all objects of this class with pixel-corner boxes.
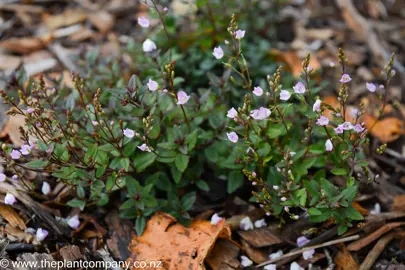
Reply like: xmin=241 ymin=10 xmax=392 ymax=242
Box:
xmin=240 ymin=239 xmax=268 ymax=264
xmin=352 ymin=202 xmax=369 ymax=216
xmin=0 ymin=54 xmax=22 ymax=70
xmin=364 ymin=114 xmax=405 ymax=142
xmin=335 ymin=245 xmax=359 ymax=270
xmin=59 ymin=245 xmax=83 ymax=261
xmin=391 ymin=195 xmax=405 ymax=212
xmin=43 ymin=9 xmax=87 ymax=30
xmin=0 ymin=204 xmax=26 ymax=230
xmin=0 ymin=114 xmax=26 ymax=146
xmin=127 ymin=212 xmax=231 ymax=270
xmin=270 ymin=49 xmax=321 ymax=77
xmin=5 ymin=224 xmax=33 ymax=243
xmin=0 ymin=35 xmax=53 ymax=54
xmin=88 ymin=11 xmax=115 ymax=34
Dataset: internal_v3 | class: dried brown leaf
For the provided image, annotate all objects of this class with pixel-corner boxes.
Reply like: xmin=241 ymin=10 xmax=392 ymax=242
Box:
xmin=364 ymin=114 xmax=405 ymax=143
xmin=0 ymin=203 xmax=26 ymax=230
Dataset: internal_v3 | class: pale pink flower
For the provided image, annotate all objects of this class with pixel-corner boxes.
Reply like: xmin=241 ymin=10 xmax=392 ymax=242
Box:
xmin=240 ymin=217 xmax=254 ymax=231
xmin=235 ymin=30 xmax=245 ymax=39
xmin=10 ymin=150 xmax=21 ymax=160
xmin=91 ymin=121 xmax=98 ymax=126
xmin=273 ymin=185 xmax=279 ymax=190
xmin=123 ymin=128 xmax=135 ymax=138
xmin=329 ymin=61 xmax=335 ymax=67
xmin=264 ymin=264 xmax=276 ymax=270
xmin=227 ymin=132 xmax=239 ymax=143
xmin=4 ymin=193 xmax=16 ymax=205
xmin=212 ymin=46 xmax=224 ymax=59
xmin=137 ymin=144 xmax=151 ymax=152
xmin=316 ymin=116 xmax=329 ymax=126
xmin=370 ymin=203 xmax=381 ymax=215
xmin=20 ymin=144 xmax=31 ymax=156
xmin=280 ymin=90 xmax=291 ymax=101
xmin=325 ymin=139 xmax=333 ymax=151
xmin=281 ymin=197 xmax=287 ymax=202
xmin=340 ymin=74 xmax=352 ymax=83
xmin=36 ymin=228 xmax=49 ymax=241
xmin=340 ymin=122 xmax=353 ymax=130
xmin=293 ymin=82 xmax=306 ymax=94
xmin=227 ymin=107 xmax=238 ymax=118
xmin=240 ymin=256 xmax=253 ymax=267
xmin=334 ymin=126 xmax=344 ymax=134
xmin=177 ymin=91 xmax=190 ymax=105
xmin=353 ymin=124 xmax=365 ymax=133
xmin=42 ymin=182 xmax=51 ymax=195
xmin=303 ymin=249 xmax=315 ymax=260
xmin=147 ymin=79 xmax=158 ymax=91
xmin=210 ymin=213 xmax=223 ymax=225
xmin=297 ymin=236 xmax=310 ymax=247
xmin=142 ymin=39 xmax=157 ymax=52
xmin=26 ymin=108 xmax=35 ymax=114
xmin=250 ymin=107 xmax=271 ymax=120
xmin=253 ymin=86 xmax=263 ymax=96
xmin=67 ymin=215 xmax=80 ymax=229
xmin=0 ymin=173 xmax=5 ymax=182
xmin=137 ymin=16 xmax=150 ymax=28
xmin=313 ymin=99 xmax=321 ymax=112
xmin=254 ymin=218 xmax=267 ymax=228
xmin=366 ymin=82 xmax=376 ymax=92
xmin=290 ymin=262 xmax=304 ymax=270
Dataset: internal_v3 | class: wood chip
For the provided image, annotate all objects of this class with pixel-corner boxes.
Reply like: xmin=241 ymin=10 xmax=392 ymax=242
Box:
xmin=0 ymin=203 xmax=26 ymax=230
xmin=88 ymin=11 xmax=115 ymax=34
xmin=0 ymin=54 xmax=22 ymax=70
xmin=105 ymin=210 xmax=134 ymax=260
xmin=205 ymin=239 xmax=240 ymax=270
xmin=59 ymin=245 xmax=83 ymax=261
xmin=43 ymin=9 xmax=87 ymax=30
xmin=238 ymin=227 xmax=283 ymax=248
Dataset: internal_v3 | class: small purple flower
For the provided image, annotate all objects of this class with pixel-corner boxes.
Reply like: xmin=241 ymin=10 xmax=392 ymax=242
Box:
xmin=303 ymin=249 xmax=315 ymax=260
xmin=138 ymin=144 xmax=151 ymax=152
xmin=67 ymin=215 xmax=80 ymax=229
xmin=137 ymin=16 xmax=150 ymax=28
xmin=147 ymin=79 xmax=158 ymax=91
xmin=284 ymin=206 xmax=289 ymax=212
xmin=353 ymin=124 xmax=365 ymax=133
xmin=253 ymin=86 xmax=263 ymax=96
xmin=240 ymin=256 xmax=253 ymax=267
xmin=10 ymin=150 xmax=21 ymax=160
xmin=20 ymin=144 xmax=31 ymax=156
xmin=280 ymin=90 xmax=291 ymax=101
xmin=366 ymin=82 xmax=376 ymax=92
xmin=391 ymin=69 xmax=396 ymax=77
xmin=235 ymin=30 xmax=245 ymax=39
xmin=313 ymin=99 xmax=321 ymax=112
xmin=273 ymin=185 xmax=279 ymax=190
xmin=36 ymin=228 xmax=49 ymax=241
xmin=123 ymin=128 xmax=135 ymax=138
xmin=293 ymin=82 xmax=306 ymax=94
xmin=210 ymin=213 xmax=223 ymax=225
xmin=329 ymin=61 xmax=335 ymax=67
xmin=297 ymin=236 xmax=310 ymax=247
xmin=316 ymin=116 xmax=329 ymax=126
xmin=163 ymin=7 xmax=169 ymax=12
xmin=227 ymin=107 xmax=238 ymax=118
xmin=177 ymin=91 xmax=190 ymax=105
xmin=281 ymin=197 xmax=287 ymax=202
xmin=26 ymin=108 xmax=35 ymax=114
xmin=254 ymin=219 xmax=267 ymax=228
xmin=212 ymin=46 xmax=224 ymax=59
xmin=91 ymin=121 xmax=98 ymax=126
xmin=340 ymin=74 xmax=352 ymax=83
xmin=334 ymin=126 xmax=344 ymax=134
xmin=4 ymin=193 xmax=16 ymax=205
xmin=12 ymin=175 xmax=18 ymax=180
xmin=0 ymin=173 xmax=5 ymax=182
xmin=340 ymin=122 xmax=353 ymax=130
xmin=325 ymin=139 xmax=333 ymax=152
xmin=227 ymin=132 xmax=239 ymax=143
xmin=240 ymin=217 xmax=254 ymax=231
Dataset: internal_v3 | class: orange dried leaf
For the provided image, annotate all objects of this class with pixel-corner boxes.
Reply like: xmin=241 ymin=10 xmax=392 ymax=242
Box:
xmin=352 ymin=202 xmax=369 ymax=216
xmin=127 ymin=212 xmax=231 ymax=270
xmin=335 ymin=245 xmax=359 ymax=270
xmin=364 ymin=114 xmax=405 ymax=142
xmin=270 ymin=49 xmax=320 ymax=77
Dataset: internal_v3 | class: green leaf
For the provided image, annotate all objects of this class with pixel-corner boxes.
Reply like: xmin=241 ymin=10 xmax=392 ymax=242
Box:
xmin=331 ymin=168 xmax=347 ymax=176
xmin=25 ymin=160 xmax=49 ymax=168
xmin=135 ymin=216 xmax=146 ymax=235
xmin=308 ymin=208 xmax=322 ymax=216
xmin=227 ymin=171 xmax=244 ymax=193
xmin=158 ymin=142 xmax=178 ymax=150
xmin=338 ymin=225 xmax=348 ymax=235
xmin=181 ymin=192 xmax=196 ymax=211
xmin=134 ymin=153 xmax=157 ymax=172
xmin=175 ymin=154 xmax=189 ymax=172
xmin=343 ymin=206 xmax=364 ymax=221
xmin=196 ymin=179 xmax=209 ymax=191
xmin=67 ymin=199 xmax=86 ymax=211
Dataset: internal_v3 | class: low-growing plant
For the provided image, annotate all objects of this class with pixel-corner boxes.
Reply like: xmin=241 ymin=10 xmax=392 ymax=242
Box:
xmin=0 ymin=1 xmax=393 ymax=235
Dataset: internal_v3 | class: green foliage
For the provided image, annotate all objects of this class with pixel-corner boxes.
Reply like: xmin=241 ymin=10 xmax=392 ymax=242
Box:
xmin=0 ymin=0 xmax=393 ymax=235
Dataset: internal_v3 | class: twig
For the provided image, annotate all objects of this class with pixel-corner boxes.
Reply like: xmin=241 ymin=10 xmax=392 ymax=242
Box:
xmin=359 ymin=231 xmax=405 ymax=270
xmin=256 ymin=235 xmax=360 ymax=268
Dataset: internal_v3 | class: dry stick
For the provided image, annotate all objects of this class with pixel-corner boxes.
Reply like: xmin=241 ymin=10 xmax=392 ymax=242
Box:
xmin=256 ymin=235 xmax=360 ymax=268
xmin=359 ymin=231 xmax=405 ymax=270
